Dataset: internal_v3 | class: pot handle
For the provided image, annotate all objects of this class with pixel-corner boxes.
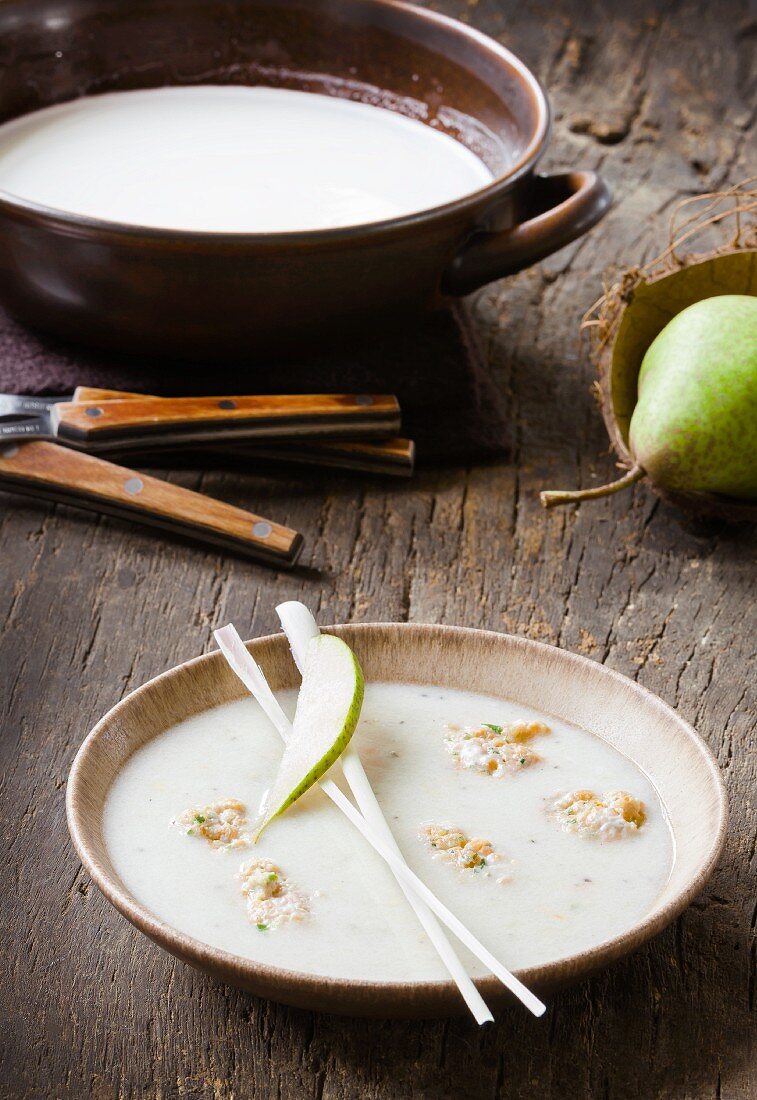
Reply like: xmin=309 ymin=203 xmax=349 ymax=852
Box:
xmin=442 ymin=171 xmax=611 ymax=296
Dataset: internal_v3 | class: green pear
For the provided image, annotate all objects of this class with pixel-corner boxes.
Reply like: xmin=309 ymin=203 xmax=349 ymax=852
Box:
xmin=254 ymin=634 xmax=364 ymax=840
xmin=629 ymin=295 xmax=757 ymax=497
xmin=541 ymin=294 xmax=757 ymax=509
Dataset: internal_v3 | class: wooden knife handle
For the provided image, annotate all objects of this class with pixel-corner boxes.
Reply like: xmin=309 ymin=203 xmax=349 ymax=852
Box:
xmin=245 ymin=437 xmax=416 ymax=477
xmin=72 ymin=387 xmax=415 ymax=476
xmin=0 ymin=441 xmax=303 ymax=567
xmin=55 ymin=393 xmax=401 ymax=451
xmin=74 ymin=387 xmax=148 ymax=402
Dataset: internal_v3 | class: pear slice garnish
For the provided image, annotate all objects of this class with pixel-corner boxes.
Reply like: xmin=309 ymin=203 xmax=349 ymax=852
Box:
xmin=254 ymin=633 xmax=364 ymax=840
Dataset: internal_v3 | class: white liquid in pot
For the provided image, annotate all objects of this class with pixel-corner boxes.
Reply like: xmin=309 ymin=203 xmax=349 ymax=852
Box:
xmin=0 ymin=86 xmax=494 ymax=232
xmin=103 ymin=683 xmax=673 ymax=982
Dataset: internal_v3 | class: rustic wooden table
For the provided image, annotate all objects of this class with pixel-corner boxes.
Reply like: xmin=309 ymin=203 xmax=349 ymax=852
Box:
xmin=1 ymin=1 xmax=755 ymax=1097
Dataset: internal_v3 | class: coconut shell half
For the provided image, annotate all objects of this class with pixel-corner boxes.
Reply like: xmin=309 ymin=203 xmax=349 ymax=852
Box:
xmin=592 ymin=247 xmax=757 ymax=521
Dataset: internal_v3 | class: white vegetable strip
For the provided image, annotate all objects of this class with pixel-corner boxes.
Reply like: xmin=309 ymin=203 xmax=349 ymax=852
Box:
xmin=216 ymin=626 xmax=290 ymax=740
xmin=214 ymin=622 xmax=546 ymax=1019
xmin=321 ymin=779 xmax=546 ymax=1016
xmin=276 ymin=602 xmax=495 ymax=1024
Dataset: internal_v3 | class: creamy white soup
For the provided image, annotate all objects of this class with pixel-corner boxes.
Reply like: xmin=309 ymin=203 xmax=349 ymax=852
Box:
xmin=0 ymin=86 xmax=494 ymax=232
xmin=103 ymin=683 xmax=673 ymax=982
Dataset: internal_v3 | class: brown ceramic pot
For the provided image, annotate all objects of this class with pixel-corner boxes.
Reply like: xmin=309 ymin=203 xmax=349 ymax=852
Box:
xmin=0 ymin=0 xmax=611 ymax=360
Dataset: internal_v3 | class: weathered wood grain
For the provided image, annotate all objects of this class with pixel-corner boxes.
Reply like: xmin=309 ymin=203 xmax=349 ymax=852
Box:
xmin=1 ymin=0 xmax=755 ymax=1097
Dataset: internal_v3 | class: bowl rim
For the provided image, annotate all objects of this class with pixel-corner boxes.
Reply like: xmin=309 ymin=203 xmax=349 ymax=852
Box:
xmin=0 ymin=0 xmax=551 ymax=243
xmin=66 ymin=623 xmax=728 ymax=1015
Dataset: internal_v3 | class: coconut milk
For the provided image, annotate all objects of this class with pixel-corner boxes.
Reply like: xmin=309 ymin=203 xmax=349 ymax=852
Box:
xmin=0 ymin=86 xmax=494 ymax=232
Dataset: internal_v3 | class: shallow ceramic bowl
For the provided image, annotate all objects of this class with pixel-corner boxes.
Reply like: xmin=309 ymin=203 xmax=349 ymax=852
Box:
xmin=0 ymin=0 xmax=610 ymax=359
xmin=67 ymin=624 xmax=726 ymax=1017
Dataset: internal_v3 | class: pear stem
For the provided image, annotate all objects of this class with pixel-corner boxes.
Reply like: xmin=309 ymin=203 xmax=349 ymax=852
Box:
xmin=540 ymin=465 xmax=645 ymax=508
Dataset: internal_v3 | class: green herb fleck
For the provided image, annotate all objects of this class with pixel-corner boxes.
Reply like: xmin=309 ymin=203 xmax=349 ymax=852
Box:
xmin=267 ymin=873 xmax=278 ymax=882
xmin=483 ymin=723 xmax=503 ymax=734
xmin=256 ymin=922 xmax=268 ymax=931
xmin=519 ymin=758 xmax=526 ymax=765
xmin=194 ymin=814 xmax=206 ymax=824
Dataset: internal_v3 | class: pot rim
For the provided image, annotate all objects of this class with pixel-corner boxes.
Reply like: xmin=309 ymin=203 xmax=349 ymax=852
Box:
xmin=0 ymin=0 xmax=551 ymax=244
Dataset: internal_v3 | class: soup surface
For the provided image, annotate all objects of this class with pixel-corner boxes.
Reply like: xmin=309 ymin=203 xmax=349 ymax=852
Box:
xmin=0 ymin=86 xmax=494 ymax=232
xmin=103 ymin=683 xmax=673 ymax=982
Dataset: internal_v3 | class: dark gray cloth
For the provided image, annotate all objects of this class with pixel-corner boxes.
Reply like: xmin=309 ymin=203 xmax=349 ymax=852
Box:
xmin=0 ymin=305 xmax=511 ymax=465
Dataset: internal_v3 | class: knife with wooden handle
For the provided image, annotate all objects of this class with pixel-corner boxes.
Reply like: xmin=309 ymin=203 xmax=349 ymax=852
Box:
xmin=72 ymin=387 xmax=415 ymax=476
xmin=51 ymin=392 xmax=401 ymax=452
xmin=0 ymin=441 xmax=303 ymax=567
